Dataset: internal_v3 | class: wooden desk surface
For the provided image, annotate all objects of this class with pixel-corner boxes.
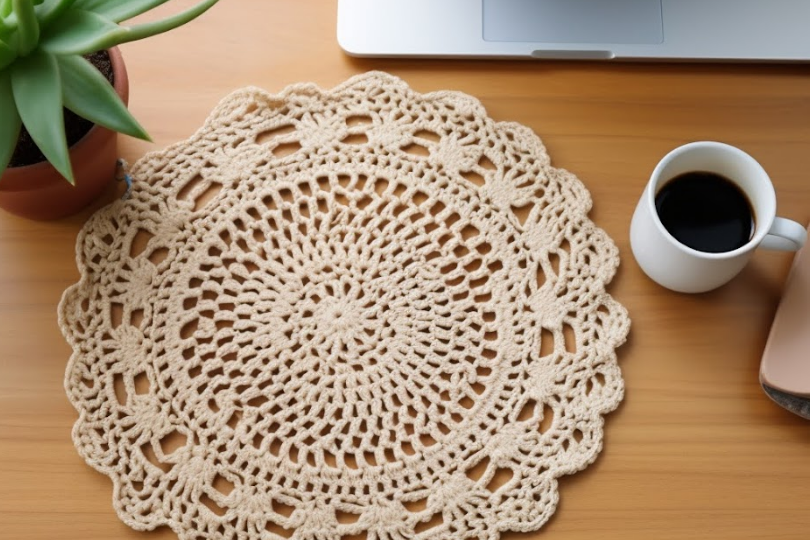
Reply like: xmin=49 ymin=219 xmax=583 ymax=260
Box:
xmin=2 ymin=1 xmax=810 ymax=539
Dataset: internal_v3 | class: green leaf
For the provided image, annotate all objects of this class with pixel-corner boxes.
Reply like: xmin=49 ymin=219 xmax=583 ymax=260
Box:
xmin=11 ymin=49 xmax=73 ymax=183
xmin=75 ymin=0 xmax=169 ymax=23
xmin=71 ymin=0 xmax=115 ymax=13
xmin=39 ymin=8 xmax=124 ymax=55
xmin=37 ymin=0 xmax=80 ymax=26
xmin=0 ymin=0 xmax=12 ymax=18
xmin=12 ymin=0 xmax=39 ymax=55
xmin=0 ymin=37 xmax=16 ymax=70
xmin=1 ymin=12 xmax=17 ymax=27
xmin=120 ymin=0 xmax=217 ymax=43
xmin=0 ymin=12 xmax=11 ymax=36
xmin=57 ymin=54 xmax=150 ymax=141
xmin=0 ymin=71 xmax=21 ymax=179
xmin=42 ymin=0 xmax=218 ymax=54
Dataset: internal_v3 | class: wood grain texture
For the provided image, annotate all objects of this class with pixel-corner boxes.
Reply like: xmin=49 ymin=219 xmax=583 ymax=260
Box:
xmin=2 ymin=1 xmax=810 ymax=539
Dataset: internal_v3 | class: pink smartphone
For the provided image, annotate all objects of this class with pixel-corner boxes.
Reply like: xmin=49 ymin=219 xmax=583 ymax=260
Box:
xmin=760 ymin=224 xmax=810 ymax=418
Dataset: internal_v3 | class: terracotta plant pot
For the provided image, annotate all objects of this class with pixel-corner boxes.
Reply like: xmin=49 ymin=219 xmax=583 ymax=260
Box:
xmin=0 ymin=47 xmax=129 ymax=220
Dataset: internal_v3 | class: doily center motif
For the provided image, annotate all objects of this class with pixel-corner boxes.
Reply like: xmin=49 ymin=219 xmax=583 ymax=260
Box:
xmin=60 ymin=72 xmax=630 ymax=540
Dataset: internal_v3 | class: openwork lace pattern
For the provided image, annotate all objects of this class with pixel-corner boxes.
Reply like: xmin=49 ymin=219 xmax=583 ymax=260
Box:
xmin=60 ymin=72 xmax=630 ymax=540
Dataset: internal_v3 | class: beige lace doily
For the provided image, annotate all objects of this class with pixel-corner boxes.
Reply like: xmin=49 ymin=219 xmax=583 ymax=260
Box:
xmin=59 ymin=72 xmax=630 ymax=540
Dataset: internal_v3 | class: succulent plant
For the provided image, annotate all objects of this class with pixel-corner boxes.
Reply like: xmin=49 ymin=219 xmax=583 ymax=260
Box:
xmin=0 ymin=0 xmax=218 ymax=183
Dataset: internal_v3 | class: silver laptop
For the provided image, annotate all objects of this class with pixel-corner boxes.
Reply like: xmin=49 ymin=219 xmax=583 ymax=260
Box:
xmin=337 ymin=0 xmax=810 ymax=62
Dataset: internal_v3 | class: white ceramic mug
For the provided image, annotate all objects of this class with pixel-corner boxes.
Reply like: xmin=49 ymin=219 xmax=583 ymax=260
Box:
xmin=630 ymin=141 xmax=807 ymax=293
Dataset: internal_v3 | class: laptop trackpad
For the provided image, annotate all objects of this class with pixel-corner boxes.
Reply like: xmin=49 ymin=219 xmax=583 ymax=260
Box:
xmin=483 ymin=0 xmax=663 ymax=44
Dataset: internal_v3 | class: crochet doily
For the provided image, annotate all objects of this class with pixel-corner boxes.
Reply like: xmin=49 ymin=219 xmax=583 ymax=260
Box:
xmin=60 ymin=72 xmax=630 ymax=540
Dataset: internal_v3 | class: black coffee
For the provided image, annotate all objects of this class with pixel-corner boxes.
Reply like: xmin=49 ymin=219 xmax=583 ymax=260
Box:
xmin=655 ymin=171 xmax=754 ymax=253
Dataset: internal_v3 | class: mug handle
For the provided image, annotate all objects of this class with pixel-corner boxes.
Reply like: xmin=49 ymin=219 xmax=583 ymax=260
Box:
xmin=759 ymin=218 xmax=808 ymax=251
